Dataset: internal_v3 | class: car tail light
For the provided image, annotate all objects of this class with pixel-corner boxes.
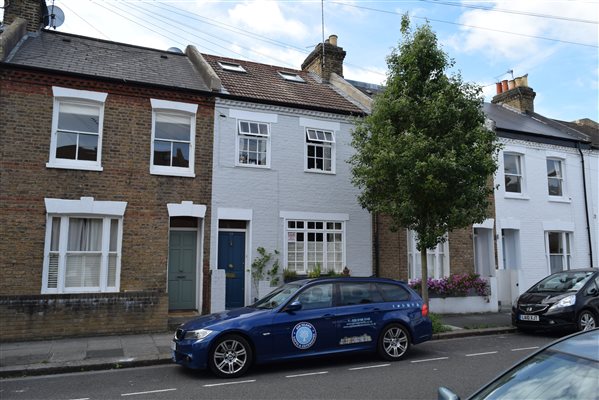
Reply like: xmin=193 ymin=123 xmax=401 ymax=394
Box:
xmin=422 ymin=303 xmax=429 ymax=317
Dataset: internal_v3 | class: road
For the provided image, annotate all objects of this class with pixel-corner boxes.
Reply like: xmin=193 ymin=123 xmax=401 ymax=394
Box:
xmin=0 ymin=332 xmax=559 ymax=400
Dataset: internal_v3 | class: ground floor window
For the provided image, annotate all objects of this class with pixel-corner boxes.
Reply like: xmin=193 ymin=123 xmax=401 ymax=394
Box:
xmin=407 ymin=230 xmax=449 ymax=280
xmin=546 ymin=231 xmax=572 ymax=274
xmin=286 ymin=220 xmax=344 ymax=275
xmin=43 ymin=197 xmax=126 ymax=293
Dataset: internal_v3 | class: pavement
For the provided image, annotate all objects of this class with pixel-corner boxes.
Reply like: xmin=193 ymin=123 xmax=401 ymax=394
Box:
xmin=0 ymin=311 xmax=515 ymax=378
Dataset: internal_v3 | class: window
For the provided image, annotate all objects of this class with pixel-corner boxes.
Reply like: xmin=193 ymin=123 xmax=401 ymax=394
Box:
xmin=150 ymin=99 xmax=197 ymax=177
xmin=407 ymin=230 xmax=449 ymax=280
xmin=237 ymin=120 xmax=270 ymax=167
xmin=305 ymin=128 xmax=335 ymax=173
xmin=286 ymin=220 xmax=344 ymax=274
xmin=504 ymin=153 xmax=523 ymax=193
xmin=338 ymin=282 xmax=384 ymax=306
xmin=546 ymin=231 xmax=572 ymax=274
xmin=218 ymin=61 xmax=246 ymax=73
xmin=377 ymin=283 xmax=410 ymax=302
xmin=547 ymin=158 xmax=564 ymax=197
xmin=43 ymin=197 xmax=126 ymax=294
xmin=278 ymin=71 xmax=305 ymax=83
xmin=294 ymin=284 xmax=333 ymax=310
xmin=48 ymin=87 xmax=108 ymax=171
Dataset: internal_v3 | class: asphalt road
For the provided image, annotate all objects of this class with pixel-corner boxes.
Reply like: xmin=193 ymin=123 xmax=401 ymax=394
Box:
xmin=0 ymin=332 xmax=559 ymax=400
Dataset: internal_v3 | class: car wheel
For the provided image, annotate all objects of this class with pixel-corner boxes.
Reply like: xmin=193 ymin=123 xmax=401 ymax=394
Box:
xmin=208 ymin=334 xmax=253 ymax=378
xmin=577 ymin=310 xmax=597 ymax=332
xmin=378 ymin=323 xmax=410 ymax=361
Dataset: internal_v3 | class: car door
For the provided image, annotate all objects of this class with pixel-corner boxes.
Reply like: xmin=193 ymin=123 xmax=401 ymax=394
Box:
xmin=334 ymin=282 xmax=384 ymax=351
xmin=269 ymin=283 xmax=337 ymax=360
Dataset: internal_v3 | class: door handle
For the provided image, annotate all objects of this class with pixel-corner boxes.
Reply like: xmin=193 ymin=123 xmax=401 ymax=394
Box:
xmin=322 ymin=313 xmax=335 ymax=319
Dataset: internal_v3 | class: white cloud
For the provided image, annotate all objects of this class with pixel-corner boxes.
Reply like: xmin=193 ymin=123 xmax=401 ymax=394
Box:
xmin=228 ymin=0 xmax=308 ymax=40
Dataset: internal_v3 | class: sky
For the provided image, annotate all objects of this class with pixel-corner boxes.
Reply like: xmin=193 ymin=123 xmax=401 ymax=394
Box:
xmin=2 ymin=0 xmax=598 ymax=122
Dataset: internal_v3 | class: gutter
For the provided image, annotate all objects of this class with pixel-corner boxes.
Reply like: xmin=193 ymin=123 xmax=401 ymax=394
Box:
xmin=577 ymin=142 xmax=594 ymax=268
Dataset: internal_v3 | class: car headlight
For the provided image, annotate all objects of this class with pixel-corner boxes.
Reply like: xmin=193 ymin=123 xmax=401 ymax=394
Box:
xmin=183 ymin=329 xmax=214 ymax=341
xmin=548 ymin=295 xmax=576 ymax=312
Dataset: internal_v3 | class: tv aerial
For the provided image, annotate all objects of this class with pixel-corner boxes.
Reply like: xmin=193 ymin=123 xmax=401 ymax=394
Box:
xmin=43 ymin=2 xmax=65 ymax=29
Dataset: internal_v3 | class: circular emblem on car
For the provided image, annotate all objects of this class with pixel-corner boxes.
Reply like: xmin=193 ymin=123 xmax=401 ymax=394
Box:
xmin=292 ymin=322 xmax=317 ymax=349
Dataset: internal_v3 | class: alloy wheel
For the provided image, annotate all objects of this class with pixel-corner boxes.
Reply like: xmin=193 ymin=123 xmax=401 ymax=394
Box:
xmin=213 ymin=338 xmax=248 ymax=375
xmin=382 ymin=326 xmax=409 ymax=358
xmin=579 ymin=311 xmax=596 ymax=331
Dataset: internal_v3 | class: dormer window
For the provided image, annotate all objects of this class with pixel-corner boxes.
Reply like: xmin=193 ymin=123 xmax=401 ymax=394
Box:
xmin=278 ymin=71 xmax=305 ymax=83
xmin=218 ymin=61 xmax=246 ymax=73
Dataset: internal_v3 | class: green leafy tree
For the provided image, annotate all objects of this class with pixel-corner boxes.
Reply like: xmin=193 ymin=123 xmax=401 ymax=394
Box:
xmin=350 ymin=16 xmax=500 ymax=305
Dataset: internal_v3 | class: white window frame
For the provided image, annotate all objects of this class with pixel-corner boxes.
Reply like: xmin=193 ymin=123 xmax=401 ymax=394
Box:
xmin=278 ymin=71 xmax=305 ymax=83
xmin=47 ymin=87 xmax=108 ymax=171
xmin=42 ymin=197 xmax=127 ymax=294
xmin=503 ymin=151 xmax=526 ymax=196
xmin=236 ymin=120 xmax=271 ymax=168
xmin=150 ymin=99 xmax=197 ymax=178
xmin=407 ymin=230 xmax=450 ymax=280
xmin=285 ymin=219 xmax=346 ymax=275
xmin=546 ymin=157 xmax=566 ymax=199
xmin=218 ymin=61 xmax=246 ymax=73
xmin=545 ymin=231 xmax=572 ymax=274
xmin=304 ymin=128 xmax=336 ymax=174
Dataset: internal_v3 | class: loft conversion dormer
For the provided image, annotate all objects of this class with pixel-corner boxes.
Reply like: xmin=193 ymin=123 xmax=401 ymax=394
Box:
xmin=218 ymin=61 xmax=246 ymax=73
xmin=278 ymin=71 xmax=305 ymax=83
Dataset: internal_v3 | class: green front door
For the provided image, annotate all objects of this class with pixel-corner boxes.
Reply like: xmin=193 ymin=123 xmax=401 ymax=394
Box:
xmin=168 ymin=230 xmax=197 ymax=310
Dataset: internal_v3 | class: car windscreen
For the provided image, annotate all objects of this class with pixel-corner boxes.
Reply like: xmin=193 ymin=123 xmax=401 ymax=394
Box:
xmin=469 ymin=349 xmax=599 ymax=400
xmin=251 ymin=283 xmax=302 ymax=309
xmin=529 ymin=271 xmax=595 ymax=293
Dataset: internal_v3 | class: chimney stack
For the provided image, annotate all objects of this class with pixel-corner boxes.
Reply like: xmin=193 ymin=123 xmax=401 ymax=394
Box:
xmin=301 ymin=34 xmax=346 ymax=82
xmin=492 ymin=74 xmax=536 ymax=113
xmin=2 ymin=0 xmax=46 ymax=32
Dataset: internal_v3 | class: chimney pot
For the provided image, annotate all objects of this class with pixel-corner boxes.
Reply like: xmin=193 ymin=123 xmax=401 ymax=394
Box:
xmin=496 ymin=82 xmax=503 ymax=94
xmin=501 ymin=80 xmax=508 ymax=92
xmin=329 ymin=35 xmax=338 ymax=47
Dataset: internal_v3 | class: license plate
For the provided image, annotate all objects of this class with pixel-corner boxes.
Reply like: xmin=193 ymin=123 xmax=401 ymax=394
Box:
xmin=520 ymin=314 xmax=539 ymax=321
xmin=171 ymin=341 xmax=177 ymax=352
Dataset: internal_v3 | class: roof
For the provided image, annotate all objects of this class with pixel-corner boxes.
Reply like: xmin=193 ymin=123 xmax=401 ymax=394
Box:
xmin=345 ymin=79 xmax=384 ymax=98
xmin=484 ymin=103 xmax=591 ymax=144
xmin=4 ymin=30 xmax=210 ymax=92
xmin=201 ymin=54 xmax=364 ymax=115
xmin=550 ymin=329 xmax=599 ymax=362
xmin=554 ymin=119 xmax=599 ymax=148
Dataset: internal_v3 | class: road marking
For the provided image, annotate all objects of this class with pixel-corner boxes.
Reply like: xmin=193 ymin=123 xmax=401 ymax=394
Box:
xmin=121 ymin=388 xmax=176 ymax=396
xmin=203 ymin=380 xmax=256 ymax=387
xmin=511 ymin=346 xmax=539 ymax=352
xmin=286 ymin=371 xmax=329 ymax=378
xmin=466 ymin=351 xmax=498 ymax=357
xmin=349 ymin=364 xmax=390 ymax=371
xmin=410 ymin=357 xmax=449 ymax=363
xmin=70 ymin=398 xmax=90 ymax=400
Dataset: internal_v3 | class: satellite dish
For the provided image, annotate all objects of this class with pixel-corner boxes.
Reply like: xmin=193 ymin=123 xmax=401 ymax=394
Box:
xmin=43 ymin=5 xmax=65 ymax=29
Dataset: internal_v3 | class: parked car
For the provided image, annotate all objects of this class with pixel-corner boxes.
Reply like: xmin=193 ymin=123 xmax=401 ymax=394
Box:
xmin=438 ymin=328 xmax=599 ymax=400
xmin=172 ymin=277 xmax=432 ymax=378
xmin=511 ymin=269 xmax=599 ymax=332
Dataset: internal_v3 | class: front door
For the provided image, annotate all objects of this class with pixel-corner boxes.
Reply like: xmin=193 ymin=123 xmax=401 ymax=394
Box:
xmin=168 ymin=230 xmax=197 ymax=310
xmin=218 ymin=231 xmax=245 ymax=309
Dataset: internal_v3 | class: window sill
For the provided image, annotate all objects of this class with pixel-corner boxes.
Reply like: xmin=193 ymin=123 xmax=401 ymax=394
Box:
xmin=548 ymin=196 xmax=571 ymax=204
xmin=504 ymin=193 xmax=530 ymax=201
xmin=236 ymin=164 xmax=270 ymax=169
xmin=150 ymin=167 xmax=195 ymax=178
xmin=46 ymin=162 xmax=103 ymax=172
xmin=304 ymin=169 xmax=336 ymax=175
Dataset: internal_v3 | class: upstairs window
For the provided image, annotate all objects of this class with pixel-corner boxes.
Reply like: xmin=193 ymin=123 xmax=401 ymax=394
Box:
xmin=305 ymin=128 xmax=335 ymax=173
xmin=278 ymin=71 xmax=305 ymax=83
xmin=547 ymin=158 xmax=565 ymax=197
xmin=218 ymin=61 xmax=246 ymax=73
xmin=48 ymin=87 xmax=107 ymax=171
xmin=150 ymin=99 xmax=197 ymax=178
xmin=504 ymin=153 xmax=523 ymax=194
xmin=237 ymin=120 xmax=270 ymax=167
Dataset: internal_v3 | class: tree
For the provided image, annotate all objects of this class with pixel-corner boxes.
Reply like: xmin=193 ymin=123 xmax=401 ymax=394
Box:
xmin=349 ymin=16 xmax=500 ymax=306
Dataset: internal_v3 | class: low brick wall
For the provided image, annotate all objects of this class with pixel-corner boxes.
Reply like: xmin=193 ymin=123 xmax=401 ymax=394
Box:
xmin=0 ymin=292 xmax=168 ymax=341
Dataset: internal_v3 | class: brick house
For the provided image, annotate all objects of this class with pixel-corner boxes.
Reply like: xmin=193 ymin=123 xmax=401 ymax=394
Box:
xmin=488 ymin=79 xmax=597 ymax=306
xmin=0 ymin=3 xmax=217 ymax=340
xmin=196 ymin=37 xmax=373 ymax=311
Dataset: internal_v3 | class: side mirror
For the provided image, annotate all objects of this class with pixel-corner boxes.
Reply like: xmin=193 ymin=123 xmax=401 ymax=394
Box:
xmin=586 ymin=287 xmax=599 ymax=297
xmin=438 ymin=387 xmax=460 ymax=400
xmin=285 ymin=300 xmax=302 ymax=313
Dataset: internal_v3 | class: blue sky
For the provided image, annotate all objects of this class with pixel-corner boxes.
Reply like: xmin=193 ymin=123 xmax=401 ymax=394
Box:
xmin=4 ymin=0 xmax=597 ymax=122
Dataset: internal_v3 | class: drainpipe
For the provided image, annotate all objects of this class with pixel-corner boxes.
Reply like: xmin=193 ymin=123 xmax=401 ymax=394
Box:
xmin=373 ymin=212 xmax=380 ymax=277
xmin=577 ymin=142 xmax=594 ymax=268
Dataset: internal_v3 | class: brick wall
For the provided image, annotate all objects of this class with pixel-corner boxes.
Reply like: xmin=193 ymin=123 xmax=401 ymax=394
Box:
xmin=0 ymin=68 xmax=215 ymax=337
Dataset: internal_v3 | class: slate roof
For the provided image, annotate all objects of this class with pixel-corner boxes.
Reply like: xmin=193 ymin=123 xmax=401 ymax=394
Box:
xmin=4 ymin=30 xmax=210 ymax=92
xmin=345 ymin=79 xmax=384 ymax=98
xmin=554 ymin=119 xmax=599 ymax=148
xmin=484 ymin=103 xmax=591 ymax=144
xmin=202 ymin=54 xmax=364 ymax=115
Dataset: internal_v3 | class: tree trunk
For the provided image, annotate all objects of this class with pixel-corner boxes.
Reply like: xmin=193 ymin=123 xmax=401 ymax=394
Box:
xmin=420 ymin=250 xmax=429 ymax=307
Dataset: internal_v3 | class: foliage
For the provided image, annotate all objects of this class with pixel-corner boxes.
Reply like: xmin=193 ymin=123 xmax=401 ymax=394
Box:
xmin=409 ymin=273 xmax=490 ymax=298
xmin=307 ymin=263 xmax=322 ymax=278
xmin=429 ymin=313 xmax=452 ymax=334
xmin=283 ymin=268 xmax=298 ymax=282
xmin=251 ymin=247 xmax=280 ymax=292
xmin=349 ymin=15 xmax=500 ymax=305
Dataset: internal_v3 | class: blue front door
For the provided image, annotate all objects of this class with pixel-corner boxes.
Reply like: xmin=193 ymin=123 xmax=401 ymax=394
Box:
xmin=218 ymin=231 xmax=245 ymax=309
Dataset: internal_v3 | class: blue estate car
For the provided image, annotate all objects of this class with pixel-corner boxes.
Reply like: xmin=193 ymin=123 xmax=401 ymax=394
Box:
xmin=172 ymin=277 xmax=432 ymax=378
